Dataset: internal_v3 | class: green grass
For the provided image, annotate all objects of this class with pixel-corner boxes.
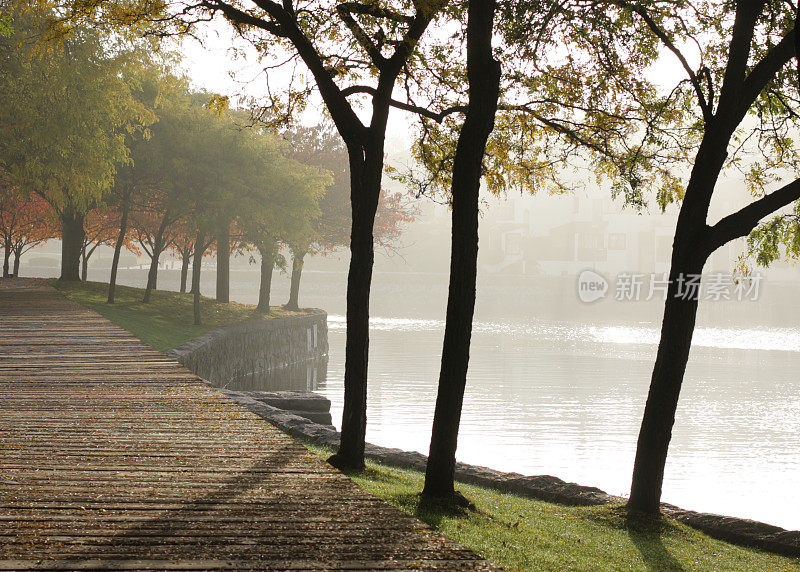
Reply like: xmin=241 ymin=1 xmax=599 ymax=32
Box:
xmin=303 ymin=444 xmax=799 ymax=571
xmin=51 ymin=280 xmax=305 ymax=351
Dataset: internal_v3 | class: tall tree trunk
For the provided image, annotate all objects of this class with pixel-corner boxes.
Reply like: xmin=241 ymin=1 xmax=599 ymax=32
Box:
xmin=285 ymin=249 xmax=306 ymax=310
xmin=60 ymin=208 xmax=85 ymax=281
xmin=108 ymin=192 xmax=131 ymax=304
xmin=627 ymin=125 xmax=731 ymax=513
xmin=628 ymin=288 xmax=700 ymax=513
xmin=142 ymin=215 xmax=170 ymax=303
xmin=628 ymin=220 xmax=708 ymax=513
xmin=422 ymin=0 xmax=501 ymax=501
xmin=216 ymin=220 xmax=230 ymax=303
xmin=191 ymin=231 xmax=205 ymax=326
xmin=12 ymin=246 xmax=21 ymax=276
xmin=321 ymin=39 xmax=414 ymax=472
xmin=256 ymin=245 xmax=274 ymax=314
xmin=180 ymin=254 xmax=190 ymax=293
xmin=2 ymin=238 xmax=10 ymax=278
xmin=327 ymin=153 xmax=381 ymax=472
xmin=80 ymin=246 xmax=88 ymax=282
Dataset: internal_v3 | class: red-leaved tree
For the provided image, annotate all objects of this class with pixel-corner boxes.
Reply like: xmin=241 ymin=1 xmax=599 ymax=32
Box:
xmin=0 ymin=176 xmax=58 ymax=277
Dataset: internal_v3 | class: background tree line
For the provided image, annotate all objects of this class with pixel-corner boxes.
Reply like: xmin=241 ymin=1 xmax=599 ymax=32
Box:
xmin=0 ymin=3 xmax=413 ymax=326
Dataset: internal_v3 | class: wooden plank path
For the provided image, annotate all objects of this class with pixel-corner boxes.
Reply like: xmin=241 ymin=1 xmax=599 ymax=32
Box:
xmin=0 ymin=281 xmax=497 ymax=571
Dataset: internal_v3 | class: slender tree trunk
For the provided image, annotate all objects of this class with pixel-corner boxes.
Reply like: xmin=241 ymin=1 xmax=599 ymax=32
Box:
xmin=2 ymin=238 xmax=10 ymax=278
xmin=60 ymin=208 xmax=85 ymax=281
xmin=108 ymin=192 xmax=131 ymax=304
xmin=143 ymin=215 xmax=170 ymax=303
xmin=627 ymin=125 xmax=731 ymax=513
xmin=216 ymin=220 xmax=230 ymax=303
xmin=628 ymin=288 xmax=701 ymax=512
xmin=285 ymin=250 xmax=306 ymax=310
xmin=256 ymin=245 xmax=274 ymax=314
xmin=191 ymin=231 xmax=205 ymax=326
xmin=327 ymin=154 xmax=381 ymax=472
xmin=323 ymin=47 xmax=412 ymax=472
xmin=81 ymin=246 xmax=88 ymax=282
xmin=180 ymin=254 xmax=190 ymax=293
xmin=628 ymin=220 xmax=709 ymax=513
xmin=422 ymin=0 xmax=501 ymax=501
xmin=12 ymin=246 xmax=21 ymax=276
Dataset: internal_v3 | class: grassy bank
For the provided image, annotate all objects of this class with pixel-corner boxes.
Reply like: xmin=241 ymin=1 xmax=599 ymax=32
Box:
xmin=51 ymin=280 xmax=304 ymax=351
xmin=55 ymin=280 xmax=799 ymax=570
xmin=303 ymin=445 xmax=797 ymax=571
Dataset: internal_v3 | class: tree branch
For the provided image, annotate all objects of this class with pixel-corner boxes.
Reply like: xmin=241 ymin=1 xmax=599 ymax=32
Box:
xmin=335 ymin=3 xmax=388 ymax=67
xmin=614 ymin=0 xmax=712 ymax=121
xmin=736 ymin=28 xmax=797 ymax=122
xmin=705 ymin=177 xmax=800 ymax=251
xmin=341 ymin=85 xmax=467 ymax=121
xmin=336 ymin=2 xmax=413 ymax=24
xmin=238 ymin=0 xmax=368 ymax=143
xmin=717 ymin=0 xmax=766 ymax=110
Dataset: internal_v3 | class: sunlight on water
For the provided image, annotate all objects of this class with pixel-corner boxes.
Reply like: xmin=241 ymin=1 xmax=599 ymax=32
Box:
xmin=330 ymin=314 xmax=800 ymax=353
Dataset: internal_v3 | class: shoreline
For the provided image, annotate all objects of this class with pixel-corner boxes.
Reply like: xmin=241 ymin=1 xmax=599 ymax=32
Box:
xmin=223 ymin=387 xmax=800 ymax=558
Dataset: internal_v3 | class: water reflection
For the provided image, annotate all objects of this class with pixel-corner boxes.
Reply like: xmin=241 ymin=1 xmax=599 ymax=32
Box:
xmin=216 ymin=356 xmax=329 ymax=392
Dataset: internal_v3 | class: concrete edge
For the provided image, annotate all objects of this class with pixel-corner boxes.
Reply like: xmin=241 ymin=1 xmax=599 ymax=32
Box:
xmin=222 ymin=388 xmax=800 ymax=559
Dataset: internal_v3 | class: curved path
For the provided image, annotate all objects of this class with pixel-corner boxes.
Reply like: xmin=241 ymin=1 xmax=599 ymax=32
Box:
xmin=0 ymin=281 xmax=496 ymax=570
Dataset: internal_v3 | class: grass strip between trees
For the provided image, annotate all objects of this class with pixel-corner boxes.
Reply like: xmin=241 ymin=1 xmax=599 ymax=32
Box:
xmin=53 ymin=279 xmax=799 ymax=571
xmin=302 ymin=444 xmax=798 ymax=572
xmin=51 ymin=280 xmax=306 ymax=351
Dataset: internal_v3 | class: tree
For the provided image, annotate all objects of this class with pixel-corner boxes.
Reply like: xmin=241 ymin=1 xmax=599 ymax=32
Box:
xmin=107 ymin=179 xmax=134 ymax=303
xmin=282 ymin=123 xmax=414 ymax=310
xmin=167 ymin=222 xmax=198 ymax=293
xmin=0 ymin=3 xmax=151 ymax=280
xmin=80 ymin=208 xmax=120 ymax=281
xmin=130 ymin=209 xmax=179 ymax=299
xmin=392 ymin=0 xmax=677 ymax=501
xmin=237 ymin=127 xmax=326 ymax=314
xmin=0 ymin=178 xmax=56 ymax=277
xmin=215 ymin=218 xmax=232 ymax=303
xmin=128 ymin=87 xmax=234 ymax=304
xmin=108 ymin=66 xmax=175 ymax=303
xmin=590 ymin=1 xmax=800 ymax=514
xmin=421 ymin=0 xmax=501 ymax=503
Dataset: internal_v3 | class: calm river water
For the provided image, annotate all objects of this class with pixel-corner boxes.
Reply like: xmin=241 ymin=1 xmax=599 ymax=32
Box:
xmin=66 ymin=265 xmax=800 ymax=530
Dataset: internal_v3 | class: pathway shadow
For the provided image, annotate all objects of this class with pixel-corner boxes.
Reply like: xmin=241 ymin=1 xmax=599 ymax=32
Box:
xmin=54 ymin=441 xmax=442 ymax=566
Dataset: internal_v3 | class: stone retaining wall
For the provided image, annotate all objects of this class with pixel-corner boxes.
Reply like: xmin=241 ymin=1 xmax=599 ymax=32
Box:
xmin=167 ymin=311 xmax=328 ymax=387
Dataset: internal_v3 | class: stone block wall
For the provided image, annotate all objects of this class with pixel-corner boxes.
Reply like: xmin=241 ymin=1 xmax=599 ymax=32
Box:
xmin=167 ymin=310 xmax=328 ymax=388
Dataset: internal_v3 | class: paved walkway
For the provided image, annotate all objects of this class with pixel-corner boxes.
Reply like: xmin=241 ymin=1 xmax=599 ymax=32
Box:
xmin=0 ymin=281 xmax=496 ymax=570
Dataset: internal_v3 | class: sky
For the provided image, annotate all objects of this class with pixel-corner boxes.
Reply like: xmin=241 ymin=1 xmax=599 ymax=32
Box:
xmin=175 ymin=20 xmax=415 ymax=147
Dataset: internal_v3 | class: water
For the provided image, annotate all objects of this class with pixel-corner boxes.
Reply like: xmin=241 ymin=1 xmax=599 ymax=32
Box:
xmin=40 ymin=264 xmax=800 ymax=530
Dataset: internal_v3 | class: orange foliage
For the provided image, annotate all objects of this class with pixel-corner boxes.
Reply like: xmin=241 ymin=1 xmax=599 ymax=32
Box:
xmin=0 ymin=178 xmax=58 ymax=255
